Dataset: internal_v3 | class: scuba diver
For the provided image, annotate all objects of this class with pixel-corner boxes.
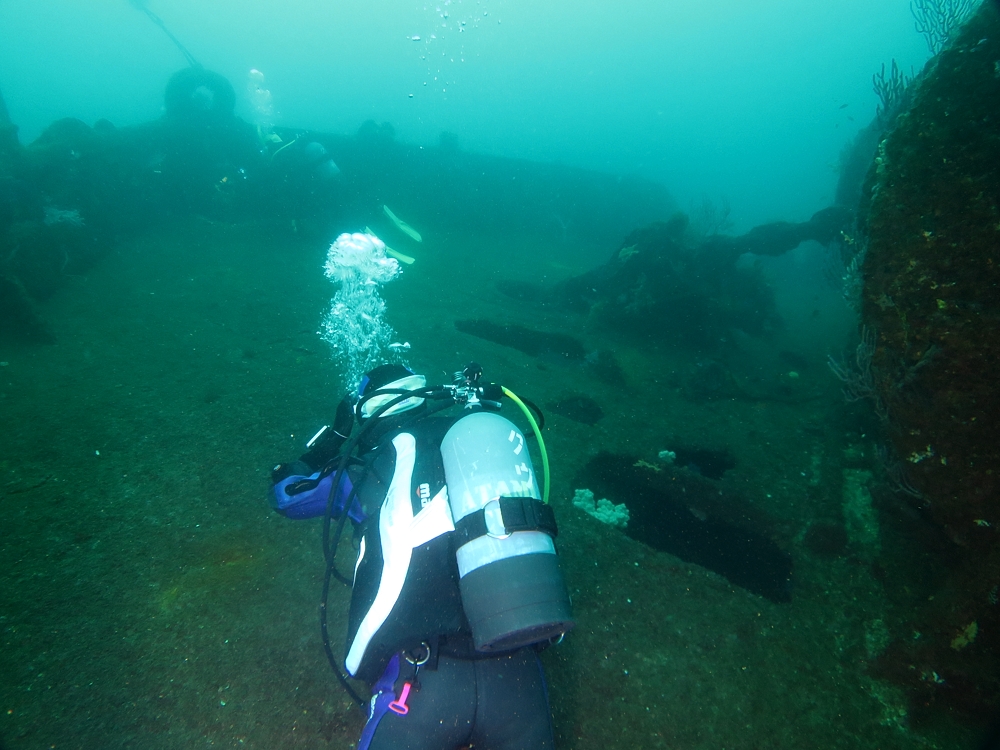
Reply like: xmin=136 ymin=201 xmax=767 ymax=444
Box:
xmin=270 ymin=363 xmax=574 ymax=750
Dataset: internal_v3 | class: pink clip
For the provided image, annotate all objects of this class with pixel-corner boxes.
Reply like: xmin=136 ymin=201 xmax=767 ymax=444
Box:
xmin=388 ymin=682 xmax=412 ymax=715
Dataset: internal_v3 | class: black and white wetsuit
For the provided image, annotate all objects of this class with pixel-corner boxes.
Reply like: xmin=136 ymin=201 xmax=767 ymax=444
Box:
xmin=347 ymin=417 xmax=555 ymax=750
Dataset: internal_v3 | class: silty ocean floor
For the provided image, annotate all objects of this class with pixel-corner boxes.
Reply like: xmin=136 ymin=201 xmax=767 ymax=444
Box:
xmin=0 ymin=218 xmax=976 ymax=749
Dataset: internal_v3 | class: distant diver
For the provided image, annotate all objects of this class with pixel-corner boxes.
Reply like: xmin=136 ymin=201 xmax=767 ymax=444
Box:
xmin=302 ymin=141 xmax=341 ymax=180
xmin=128 ymin=0 xmax=202 ymax=69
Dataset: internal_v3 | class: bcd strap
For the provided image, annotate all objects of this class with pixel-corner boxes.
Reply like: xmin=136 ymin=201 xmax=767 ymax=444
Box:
xmin=453 ymin=496 xmax=558 ymax=546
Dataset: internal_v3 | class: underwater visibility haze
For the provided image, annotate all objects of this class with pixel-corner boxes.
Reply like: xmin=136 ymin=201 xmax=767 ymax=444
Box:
xmin=1 ymin=0 xmax=999 ymax=748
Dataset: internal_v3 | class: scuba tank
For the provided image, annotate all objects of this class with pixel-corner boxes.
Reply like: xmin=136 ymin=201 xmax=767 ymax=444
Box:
xmin=441 ymin=411 xmax=574 ymax=651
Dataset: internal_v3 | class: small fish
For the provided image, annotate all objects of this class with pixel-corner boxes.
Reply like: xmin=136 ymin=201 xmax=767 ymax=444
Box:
xmin=389 ymin=342 xmax=411 ymax=350
xmin=838 ymin=103 xmax=849 ymax=109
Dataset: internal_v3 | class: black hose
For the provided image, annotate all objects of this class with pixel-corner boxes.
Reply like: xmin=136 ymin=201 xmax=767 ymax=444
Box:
xmin=319 ymin=561 xmax=367 ymax=708
xmin=316 ymin=385 xmax=454 ymax=710
xmin=320 ymin=386 xmax=443 ymax=566
xmin=518 ymin=396 xmax=545 ymax=431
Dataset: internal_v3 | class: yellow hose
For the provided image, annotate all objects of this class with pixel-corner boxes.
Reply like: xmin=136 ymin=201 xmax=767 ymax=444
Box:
xmin=501 ymin=387 xmax=550 ymax=504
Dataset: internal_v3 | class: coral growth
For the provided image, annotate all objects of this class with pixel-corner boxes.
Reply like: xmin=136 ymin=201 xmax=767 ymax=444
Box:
xmin=571 ymin=488 xmax=630 ymax=528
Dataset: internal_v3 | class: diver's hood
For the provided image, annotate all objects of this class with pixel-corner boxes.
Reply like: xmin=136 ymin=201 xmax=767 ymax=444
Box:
xmin=358 ymin=374 xmax=427 ymax=419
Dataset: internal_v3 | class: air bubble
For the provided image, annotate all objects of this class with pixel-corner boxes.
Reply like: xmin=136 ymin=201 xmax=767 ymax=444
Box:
xmin=321 ymin=233 xmax=403 ymax=387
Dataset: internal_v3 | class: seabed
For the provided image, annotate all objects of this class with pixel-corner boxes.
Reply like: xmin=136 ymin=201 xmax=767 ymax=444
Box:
xmin=0 ymin=217 xmax=976 ymax=749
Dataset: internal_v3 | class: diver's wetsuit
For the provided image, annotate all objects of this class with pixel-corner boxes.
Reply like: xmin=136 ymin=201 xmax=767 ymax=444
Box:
xmin=344 ymin=414 xmax=556 ymax=750
xmin=272 ymin=365 xmax=566 ymax=750
xmin=363 ymin=649 xmax=554 ymax=750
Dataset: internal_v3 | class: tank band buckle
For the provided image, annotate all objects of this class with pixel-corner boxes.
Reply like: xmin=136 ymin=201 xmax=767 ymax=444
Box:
xmin=483 ymin=497 xmax=513 ymax=539
xmin=454 ymin=497 xmax=559 ymax=546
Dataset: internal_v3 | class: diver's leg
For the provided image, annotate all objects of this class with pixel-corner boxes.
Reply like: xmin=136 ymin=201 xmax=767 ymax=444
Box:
xmin=472 ymin=648 xmax=555 ymax=750
xmin=366 ymin=655 xmax=476 ymax=750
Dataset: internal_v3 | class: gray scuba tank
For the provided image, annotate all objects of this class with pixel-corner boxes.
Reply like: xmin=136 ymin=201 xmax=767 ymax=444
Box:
xmin=440 ymin=411 xmax=574 ymax=651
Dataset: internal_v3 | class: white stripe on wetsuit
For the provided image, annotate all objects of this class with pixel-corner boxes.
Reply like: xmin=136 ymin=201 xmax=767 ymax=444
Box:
xmin=345 ymin=432 xmax=455 ymax=677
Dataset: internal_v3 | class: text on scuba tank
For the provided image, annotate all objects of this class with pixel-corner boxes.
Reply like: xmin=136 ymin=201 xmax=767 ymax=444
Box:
xmin=464 ymin=464 xmax=535 ymax=507
xmin=508 ymin=429 xmax=524 ymax=456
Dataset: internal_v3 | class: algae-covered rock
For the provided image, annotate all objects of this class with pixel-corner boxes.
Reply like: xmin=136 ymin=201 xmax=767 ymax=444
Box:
xmin=841 ymin=468 xmax=880 ymax=555
xmin=860 ymin=1 xmax=1000 ymax=723
xmin=863 ymin=4 xmax=1000 ymax=541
